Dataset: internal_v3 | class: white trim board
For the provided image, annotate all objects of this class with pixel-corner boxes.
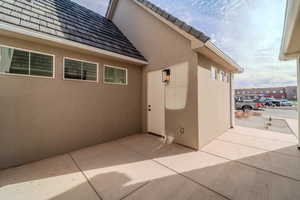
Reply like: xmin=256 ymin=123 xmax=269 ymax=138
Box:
xmin=280 ymin=0 xmax=300 ymax=60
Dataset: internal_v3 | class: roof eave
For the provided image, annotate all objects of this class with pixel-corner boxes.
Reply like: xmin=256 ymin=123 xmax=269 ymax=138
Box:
xmin=0 ymin=22 xmax=148 ymax=65
xmin=205 ymin=41 xmax=244 ymax=73
xmin=279 ymin=0 xmax=300 ymax=61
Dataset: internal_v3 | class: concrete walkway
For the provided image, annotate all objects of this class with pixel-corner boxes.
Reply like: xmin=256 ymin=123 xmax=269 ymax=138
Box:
xmin=285 ymin=118 xmax=299 ymax=137
xmin=1 ymin=127 xmax=300 ymax=200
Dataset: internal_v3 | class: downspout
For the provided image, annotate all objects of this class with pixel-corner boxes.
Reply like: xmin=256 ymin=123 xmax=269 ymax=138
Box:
xmin=229 ymin=73 xmax=234 ymax=128
xmin=297 ymin=56 xmax=300 ymax=150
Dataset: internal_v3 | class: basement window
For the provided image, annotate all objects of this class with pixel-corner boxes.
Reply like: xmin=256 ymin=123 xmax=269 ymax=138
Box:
xmin=64 ymin=58 xmax=98 ymax=82
xmin=104 ymin=65 xmax=127 ymax=85
xmin=0 ymin=45 xmax=54 ymax=78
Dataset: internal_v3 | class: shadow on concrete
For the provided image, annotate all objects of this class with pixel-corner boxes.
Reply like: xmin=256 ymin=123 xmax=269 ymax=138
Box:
xmin=1 ymin=133 xmax=300 ymax=200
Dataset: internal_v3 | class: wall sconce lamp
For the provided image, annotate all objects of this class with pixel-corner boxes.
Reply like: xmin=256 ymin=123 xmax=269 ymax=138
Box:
xmin=162 ymin=69 xmax=171 ymax=83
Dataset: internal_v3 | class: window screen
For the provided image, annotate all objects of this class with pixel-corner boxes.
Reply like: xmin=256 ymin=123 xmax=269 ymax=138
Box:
xmin=104 ymin=66 xmax=127 ymax=85
xmin=30 ymin=52 xmax=53 ymax=77
xmin=64 ymin=58 xmax=97 ymax=81
xmin=0 ymin=46 xmax=53 ymax=77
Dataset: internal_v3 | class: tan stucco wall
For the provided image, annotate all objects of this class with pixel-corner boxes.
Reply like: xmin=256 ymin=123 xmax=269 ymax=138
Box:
xmin=198 ymin=54 xmax=231 ymax=147
xmin=112 ymin=0 xmax=199 ymax=149
xmin=0 ymin=35 xmax=143 ymax=169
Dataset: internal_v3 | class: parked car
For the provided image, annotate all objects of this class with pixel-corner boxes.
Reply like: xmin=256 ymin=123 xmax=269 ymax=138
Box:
xmin=265 ymin=100 xmax=281 ymax=106
xmin=253 ymin=99 xmax=267 ymax=106
xmin=264 ymin=99 xmax=293 ymax=107
xmin=235 ymin=100 xmax=264 ymax=111
xmin=280 ymin=99 xmax=293 ymax=106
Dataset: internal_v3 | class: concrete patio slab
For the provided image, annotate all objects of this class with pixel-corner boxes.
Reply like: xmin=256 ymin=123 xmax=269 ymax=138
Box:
xmin=116 ymin=133 xmax=193 ymax=159
xmin=117 ymin=132 xmax=300 ymax=200
xmin=202 ymin=139 xmax=267 ymax=160
xmin=231 ymin=126 xmax=298 ymax=143
xmin=70 ymin=141 xmax=175 ymax=200
xmin=202 ymin=139 xmax=300 ymax=181
xmin=0 ymin=154 xmax=100 ymax=200
xmin=218 ymin=131 xmax=300 ymax=157
xmin=1 ymin=126 xmax=300 ymax=200
xmin=180 ymin=159 xmax=300 ymax=200
xmin=123 ymin=173 xmax=227 ymax=200
xmin=285 ymin=118 xmax=298 ymax=136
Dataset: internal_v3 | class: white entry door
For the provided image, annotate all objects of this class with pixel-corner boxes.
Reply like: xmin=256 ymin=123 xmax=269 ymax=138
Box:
xmin=147 ymin=70 xmax=165 ymax=136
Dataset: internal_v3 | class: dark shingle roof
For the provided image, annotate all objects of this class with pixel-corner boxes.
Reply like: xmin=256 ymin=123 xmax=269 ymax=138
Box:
xmin=0 ymin=0 xmax=146 ymax=61
xmin=136 ymin=0 xmax=210 ymax=43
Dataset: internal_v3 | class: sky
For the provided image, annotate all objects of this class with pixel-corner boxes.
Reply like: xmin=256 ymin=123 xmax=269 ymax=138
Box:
xmin=72 ymin=0 xmax=297 ymax=89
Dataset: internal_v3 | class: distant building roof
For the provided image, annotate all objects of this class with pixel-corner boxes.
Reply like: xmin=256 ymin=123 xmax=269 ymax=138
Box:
xmin=0 ymin=0 xmax=146 ymax=62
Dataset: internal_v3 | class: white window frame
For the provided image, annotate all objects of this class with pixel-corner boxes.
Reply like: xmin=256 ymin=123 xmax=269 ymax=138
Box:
xmin=211 ymin=66 xmax=216 ymax=80
xmin=219 ymin=71 xmax=223 ymax=81
xmin=63 ymin=57 xmax=99 ymax=83
xmin=215 ymin=69 xmax=219 ymax=80
xmin=103 ymin=65 xmax=128 ymax=85
xmin=226 ymin=72 xmax=230 ymax=83
xmin=0 ymin=44 xmax=55 ymax=79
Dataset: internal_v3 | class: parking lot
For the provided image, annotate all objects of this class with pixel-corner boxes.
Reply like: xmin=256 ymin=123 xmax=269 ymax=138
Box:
xmin=262 ymin=107 xmax=297 ymax=119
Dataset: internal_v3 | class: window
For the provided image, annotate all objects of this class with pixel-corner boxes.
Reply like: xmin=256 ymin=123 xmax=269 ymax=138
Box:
xmin=64 ymin=58 xmax=98 ymax=82
xmin=220 ymin=71 xmax=226 ymax=82
xmin=226 ymin=73 xmax=230 ymax=83
xmin=280 ymin=90 xmax=283 ymax=93
xmin=273 ymin=90 xmax=276 ymax=93
xmin=219 ymin=70 xmax=223 ymax=81
xmin=0 ymin=45 xmax=54 ymax=77
xmin=104 ymin=65 xmax=127 ymax=85
xmin=211 ymin=66 xmax=216 ymax=80
xmin=215 ymin=69 xmax=219 ymax=80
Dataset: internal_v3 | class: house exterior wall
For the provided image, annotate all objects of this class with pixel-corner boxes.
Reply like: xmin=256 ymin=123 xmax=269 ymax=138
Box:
xmin=198 ymin=55 xmax=231 ymax=147
xmin=112 ymin=0 xmax=199 ymax=149
xmin=0 ymin=35 xmax=143 ymax=169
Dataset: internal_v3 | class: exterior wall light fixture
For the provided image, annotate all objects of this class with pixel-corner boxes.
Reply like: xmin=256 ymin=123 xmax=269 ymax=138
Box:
xmin=162 ymin=69 xmax=171 ymax=83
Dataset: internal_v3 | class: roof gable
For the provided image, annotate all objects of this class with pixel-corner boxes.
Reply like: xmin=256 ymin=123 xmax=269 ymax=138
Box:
xmin=107 ymin=0 xmax=243 ymax=73
xmin=135 ymin=0 xmax=210 ymax=43
xmin=0 ymin=0 xmax=146 ymax=62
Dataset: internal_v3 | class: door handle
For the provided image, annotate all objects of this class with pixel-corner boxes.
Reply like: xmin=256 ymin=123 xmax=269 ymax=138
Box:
xmin=148 ymin=109 xmax=151 ymax=111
